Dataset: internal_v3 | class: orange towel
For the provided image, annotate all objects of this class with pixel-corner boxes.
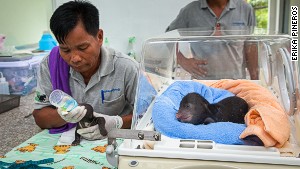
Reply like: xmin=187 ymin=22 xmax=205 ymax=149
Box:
xmin=195 ymin=79 xmax=290 ymax=148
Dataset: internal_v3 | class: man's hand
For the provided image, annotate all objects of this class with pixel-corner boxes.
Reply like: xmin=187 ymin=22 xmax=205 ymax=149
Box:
xmin=176 ymin=42 xmax=207 ymax=78
xmin=77 ymin=112 xmax=123 ymax=140
xmin=177 ymin=51 xmax=208 ymax=78
xmin=57 ymin=106 xmax=86 ymax=123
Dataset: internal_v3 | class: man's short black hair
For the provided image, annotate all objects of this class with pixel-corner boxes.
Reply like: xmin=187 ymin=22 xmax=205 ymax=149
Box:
xmin=50 ymin=0 xmax=100 ymax=44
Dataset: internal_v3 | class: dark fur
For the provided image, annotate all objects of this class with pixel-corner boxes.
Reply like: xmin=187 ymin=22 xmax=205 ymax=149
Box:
xmin=176 ymin=92 xmax=248 ymax=125
xmin=72 ymin=103 xmax=107 ymax=146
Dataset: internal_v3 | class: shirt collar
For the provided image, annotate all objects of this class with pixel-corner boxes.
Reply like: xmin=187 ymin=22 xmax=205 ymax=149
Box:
xmin=98 ymin=46 xmax=114 ymax=78
xmin=200 ymin=0 xmax=237 ymax=10
xmin=200 ymin=0 xmax=209 ymax=8
xmin=227 ymin=0 xmax=237 ymax=9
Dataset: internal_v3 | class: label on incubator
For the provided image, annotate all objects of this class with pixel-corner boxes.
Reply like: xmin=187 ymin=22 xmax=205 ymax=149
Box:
xmin=49 ymin=89 xmax=78 ymax=111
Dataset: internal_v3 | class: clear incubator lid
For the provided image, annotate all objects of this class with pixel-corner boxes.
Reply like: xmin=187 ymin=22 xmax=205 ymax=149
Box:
xmin=132 ymin=26 xmax=300 ymax=146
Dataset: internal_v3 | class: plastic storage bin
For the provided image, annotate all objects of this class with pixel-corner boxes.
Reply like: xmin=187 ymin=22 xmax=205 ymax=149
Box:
xmin=0 ymin=55 xmax=44 ymax=95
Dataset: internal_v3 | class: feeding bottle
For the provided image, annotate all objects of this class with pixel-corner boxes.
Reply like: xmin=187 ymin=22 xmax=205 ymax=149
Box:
xmin=49 ymin=89 xmax=78 ymax=112
xmin=0 ymin=72 xmax=9 ymax=95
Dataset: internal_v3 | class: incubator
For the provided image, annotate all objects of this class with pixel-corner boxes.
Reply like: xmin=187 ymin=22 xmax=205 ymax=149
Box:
xmin=106 ymin=27 xmax=300 ymax=168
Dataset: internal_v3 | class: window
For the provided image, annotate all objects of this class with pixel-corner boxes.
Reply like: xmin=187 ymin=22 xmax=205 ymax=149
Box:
xmin=247 ymin=0 xmax=269 ymax=29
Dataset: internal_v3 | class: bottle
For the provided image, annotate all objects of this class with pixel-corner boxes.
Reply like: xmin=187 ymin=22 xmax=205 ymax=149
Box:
xmin=0 ymin=72 xmax=9 ymax=95
xmin=49 ymin=89 xmax=78 ymax=112
xmin=127 ymin=36 xmax=136 ymax=60
xmin=39 ymin=31 xmax=57 ymax=51
xmin=104 ymin=37 xmax=110 ymax=47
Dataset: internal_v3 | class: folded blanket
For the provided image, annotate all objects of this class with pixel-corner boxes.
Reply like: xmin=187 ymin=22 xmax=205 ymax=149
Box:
xmin=198 ymin=79 xmax=290 ymax=147
xmin=152 ymin=80 xmax=248 ymax=145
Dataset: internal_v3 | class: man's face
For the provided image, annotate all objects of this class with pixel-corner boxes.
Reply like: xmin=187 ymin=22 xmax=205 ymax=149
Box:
xmin=58 ymin=21 xmax=103 ymax=75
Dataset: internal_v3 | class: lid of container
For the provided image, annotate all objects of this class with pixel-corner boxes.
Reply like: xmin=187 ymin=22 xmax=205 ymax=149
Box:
xmin=0 ymin=53 xmax=33 ymax=62
xmin=0 ymin=55 xmax=43 ymax=68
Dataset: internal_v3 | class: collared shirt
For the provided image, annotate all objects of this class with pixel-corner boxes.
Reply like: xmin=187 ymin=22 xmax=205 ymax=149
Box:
xmin=167 ymin=0 xmax=256 ymax=31
xmin=34 ymin=46 xmax=139 ymax=116
xmin=166 ymin=0 xmax=256 ymax=80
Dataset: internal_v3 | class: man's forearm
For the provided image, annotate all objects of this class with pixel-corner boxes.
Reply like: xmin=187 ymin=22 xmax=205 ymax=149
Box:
xmin=32 ymin=106 xmax=66 ymax=129
xmin=245 ymin=43 xmax=258 ymax=80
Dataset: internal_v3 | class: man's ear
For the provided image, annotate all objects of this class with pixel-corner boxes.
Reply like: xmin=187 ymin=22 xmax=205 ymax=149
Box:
xmin=97 ymin=29 xmax=103 ymax=45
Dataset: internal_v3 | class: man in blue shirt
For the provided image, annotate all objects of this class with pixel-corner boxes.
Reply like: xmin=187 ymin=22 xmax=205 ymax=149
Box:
xmin=166 ymin=0 xmax=257 ymax=80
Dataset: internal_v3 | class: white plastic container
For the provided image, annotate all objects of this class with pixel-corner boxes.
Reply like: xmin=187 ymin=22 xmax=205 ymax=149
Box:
xmin=0 ymin=72 xmax=9 ymax=95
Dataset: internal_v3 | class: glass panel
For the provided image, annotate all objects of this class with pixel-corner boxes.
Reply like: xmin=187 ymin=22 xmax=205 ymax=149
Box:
xmin=132 ymin=27 xmax=294 ymax=130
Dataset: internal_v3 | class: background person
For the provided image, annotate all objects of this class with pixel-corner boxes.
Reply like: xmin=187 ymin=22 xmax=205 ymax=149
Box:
xmin=166 ymin=0 xmax=258 ymax=80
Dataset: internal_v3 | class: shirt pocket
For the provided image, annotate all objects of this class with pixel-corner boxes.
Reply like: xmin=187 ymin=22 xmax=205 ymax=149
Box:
xmin=231 ymin=21 xmax=246 ymax=26
xmin=102 ymin=94 xmax=125 ymax=116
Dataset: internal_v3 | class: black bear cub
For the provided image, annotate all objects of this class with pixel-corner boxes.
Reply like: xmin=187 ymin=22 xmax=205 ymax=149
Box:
xmin=176 ymin=92 xmax=248 ymax=125
xmin=72 ymin=103 xmax=107 ymax=146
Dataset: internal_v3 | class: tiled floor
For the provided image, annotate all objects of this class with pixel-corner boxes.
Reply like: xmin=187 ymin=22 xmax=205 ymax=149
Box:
xmin=0 ymin=93 xmax=42 ymax=155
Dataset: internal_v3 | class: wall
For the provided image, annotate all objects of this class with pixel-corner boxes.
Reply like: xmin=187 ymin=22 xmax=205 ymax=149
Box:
xmin=53 ymin=0 xmax=194 ymax=61
xmin=99 ymin=0 xmax=195 ymax=61
xmin=0 ymin=0 xmax=53 ymax=47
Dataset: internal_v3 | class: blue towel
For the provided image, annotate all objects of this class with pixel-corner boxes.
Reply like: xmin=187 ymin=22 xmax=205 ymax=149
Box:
xmin=152 ymin=81 xmax=246 ymax=145
xmin=135 ymin=74 xmax=157 ymax=115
